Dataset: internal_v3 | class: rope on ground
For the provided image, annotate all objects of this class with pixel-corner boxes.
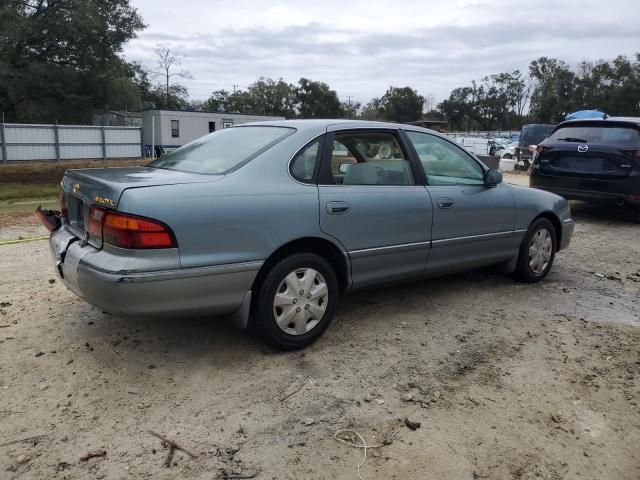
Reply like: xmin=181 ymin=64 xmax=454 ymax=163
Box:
xmin=333 ymin=428 xmax=399 ymax=480
xmin=0 ymin=235 xmax=48 ymax=246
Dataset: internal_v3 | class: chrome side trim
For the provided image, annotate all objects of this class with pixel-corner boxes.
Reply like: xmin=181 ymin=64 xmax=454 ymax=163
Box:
xmin=81 ymin=260 xmax=264 ymax=283
xmin=431 ymin=231 xmax=513 ymax=248
xmin=349 ymin=241 xmax=430 ymax=259
xmin=514 ymin=229 xmax=527 ymax=235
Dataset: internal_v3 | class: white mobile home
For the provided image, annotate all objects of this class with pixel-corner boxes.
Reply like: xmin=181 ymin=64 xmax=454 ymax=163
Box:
xmin=141 ymin=109 xmax=285 ymax=156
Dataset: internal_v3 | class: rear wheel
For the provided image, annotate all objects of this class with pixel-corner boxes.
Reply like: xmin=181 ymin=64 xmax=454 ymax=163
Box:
xmin=253 ymin=253 xmax=338 ymax=350
xmin=514 ymin=218 xmax=556 ymax=283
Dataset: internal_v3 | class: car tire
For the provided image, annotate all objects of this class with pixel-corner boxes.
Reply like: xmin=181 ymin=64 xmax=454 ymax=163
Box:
xmin=514 ymin=218 xmax=556 ymax=283
xmin=503 ymin=153 xmax=513 ymax=159
xmin=634 ymin=207 xmax=640 ymax=224
xmin=253 ymin=253 xmax=338 ymax=350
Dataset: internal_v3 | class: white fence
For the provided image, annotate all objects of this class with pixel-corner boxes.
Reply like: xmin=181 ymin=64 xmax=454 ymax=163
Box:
xmin=0 ymin=123 xmax=142 ymax=162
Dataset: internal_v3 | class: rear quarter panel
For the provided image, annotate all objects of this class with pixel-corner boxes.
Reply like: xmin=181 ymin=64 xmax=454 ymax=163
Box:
xmin=116 ymin=127 xmax=338 ymax=269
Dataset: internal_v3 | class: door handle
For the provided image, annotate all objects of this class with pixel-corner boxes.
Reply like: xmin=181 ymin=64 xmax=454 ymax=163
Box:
xmin=437 ymin=197 xmax=455 ymax=209
xmin=326 ymin=201 xmax=351 ymax=215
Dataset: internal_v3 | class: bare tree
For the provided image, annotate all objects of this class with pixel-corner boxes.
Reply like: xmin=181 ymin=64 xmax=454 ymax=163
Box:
xmin=423 ymin=93 xmax=436 ymax=114
xmin=152 ymin=44 xmax=193 ymax=107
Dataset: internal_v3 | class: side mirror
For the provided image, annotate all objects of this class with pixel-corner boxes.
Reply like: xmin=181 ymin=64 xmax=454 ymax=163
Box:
xmin=484 ymin=169 xmax=502 ymax=187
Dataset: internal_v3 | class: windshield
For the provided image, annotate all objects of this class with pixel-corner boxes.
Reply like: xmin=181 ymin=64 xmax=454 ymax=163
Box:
xmin=547 ymin=125 xmax=640 ymax=145
xmin=149 ymin=126 xmax=294 ymax=174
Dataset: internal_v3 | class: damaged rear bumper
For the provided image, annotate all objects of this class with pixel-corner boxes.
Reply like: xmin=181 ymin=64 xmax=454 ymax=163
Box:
xmin=48 ymin=226 xmax=260 ymax=323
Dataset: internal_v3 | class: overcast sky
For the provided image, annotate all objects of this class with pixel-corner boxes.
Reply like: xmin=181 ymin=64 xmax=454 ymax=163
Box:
xmin=123 ymin=0 xmax=640 ymax=105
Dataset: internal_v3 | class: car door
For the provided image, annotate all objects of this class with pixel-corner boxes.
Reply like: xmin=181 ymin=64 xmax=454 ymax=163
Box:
xmin=318 ymin=128 xmax=433 ymax=288
xmin=404 ymin=130 xmax=517 ymax=275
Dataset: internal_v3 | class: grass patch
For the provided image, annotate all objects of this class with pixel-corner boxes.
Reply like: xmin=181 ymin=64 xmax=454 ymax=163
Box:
xmin=0 ymin=158 xmax=147 ymax=184
xmin=0 ymin=184 xmax=60 ymax=202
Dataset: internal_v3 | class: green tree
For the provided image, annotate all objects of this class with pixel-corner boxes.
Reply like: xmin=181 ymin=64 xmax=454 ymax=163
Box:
xmin=246 ymin=78 xmax=297 ymax=117
xmin=0 ymin=0 xmax=146 ymax=123
xmin=438 ymin=87 xmax=475 ymax=130
xmin=378 ymin=86 xmax=424 ymax=123
xmin=360 ymin=98 xmax=383 ymax=120
xmin=528 ymin=57 xmax=576 ymax=123
xmin=296 ymin=78 xmax=341 ymax=118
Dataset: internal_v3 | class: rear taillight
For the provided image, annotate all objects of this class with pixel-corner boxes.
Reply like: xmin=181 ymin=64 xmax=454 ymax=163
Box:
xmin=103 ymin=211 xmax=177 ymax=249
xmin=621 ymin=149 xmax=640 ymax=159
xmin=87 ymin=206 xmax=176 ymax=249
xmin=536 ymin=145 xmax=550 ymax=154
xmin=88 ymin=206 xmax=107 ymax=246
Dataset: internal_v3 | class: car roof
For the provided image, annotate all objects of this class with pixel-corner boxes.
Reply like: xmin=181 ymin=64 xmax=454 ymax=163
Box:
xmin=234 ymin=118 xmax=437 ymax=134
xmin=559 ymin=117 xmax=640 ymax=127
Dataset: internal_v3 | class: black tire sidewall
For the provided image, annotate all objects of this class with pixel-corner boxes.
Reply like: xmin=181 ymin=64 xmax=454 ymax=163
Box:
xmin=515 ymin=218 xmax=557 ymax=283
xmin=254 ymin=253 xmax=338 ymax=350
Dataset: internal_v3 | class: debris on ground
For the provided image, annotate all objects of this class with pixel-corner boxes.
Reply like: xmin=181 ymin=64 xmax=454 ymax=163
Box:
xmin=148 ymin=430 xmax=198 ymax=467
xmin=16 ymin=454 xmax=30 ymax=465
xmin=215 ymin=468 xmax=261 ymax=480
xmin=80 ymin=449 xmax=106 ymax=461
xmin=279 ymin=375 xmax=311 ymax=401
xmin=404 ymin=418 xmax=421 ymax=431
xmin=333 ymin=427 xmax=399 ymax=480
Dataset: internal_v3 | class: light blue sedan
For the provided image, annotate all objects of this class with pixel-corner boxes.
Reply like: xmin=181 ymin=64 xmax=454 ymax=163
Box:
xmin=39 ymin=120 xmax=574 ymax=349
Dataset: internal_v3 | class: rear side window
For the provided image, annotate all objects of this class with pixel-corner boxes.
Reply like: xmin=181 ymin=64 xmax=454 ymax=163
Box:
xmin=290 ymin=139 xmax=321 ymax=182
xmin=149 ymin=126 xmax=294 ymax=174
xmin=548 ymin=125 xmax=640 ymax=144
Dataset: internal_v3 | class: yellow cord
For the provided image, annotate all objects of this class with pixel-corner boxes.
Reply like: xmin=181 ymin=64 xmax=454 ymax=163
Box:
xmin=0 ymin=235 xmax=49 ymax=246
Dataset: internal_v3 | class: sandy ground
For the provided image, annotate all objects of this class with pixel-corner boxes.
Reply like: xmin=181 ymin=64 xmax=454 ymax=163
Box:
xmin=1 ymin=174 xmax=639 ymax=480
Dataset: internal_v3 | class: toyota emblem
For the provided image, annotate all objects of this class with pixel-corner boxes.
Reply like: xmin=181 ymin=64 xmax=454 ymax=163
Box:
xmin=577 ymin=144 xmax=589 ymax=153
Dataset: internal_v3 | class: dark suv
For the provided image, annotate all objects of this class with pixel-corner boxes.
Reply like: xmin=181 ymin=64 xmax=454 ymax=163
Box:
xmin=530 ymin=117 xmax=640 ymax=222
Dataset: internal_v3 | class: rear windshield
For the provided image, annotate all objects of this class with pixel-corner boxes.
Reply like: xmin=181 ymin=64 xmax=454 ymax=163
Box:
xmin=149 ymin=126 xmax=294 ymax=174
xmin=547 ymin=125 xmax=640 ymax=145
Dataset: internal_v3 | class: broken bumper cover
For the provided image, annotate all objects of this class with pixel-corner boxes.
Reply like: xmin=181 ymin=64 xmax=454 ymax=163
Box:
xmin=49 ymin=227 xmax=261 ymax=320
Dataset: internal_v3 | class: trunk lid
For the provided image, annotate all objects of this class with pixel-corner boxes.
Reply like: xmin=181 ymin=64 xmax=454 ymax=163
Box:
xmin=538 ymin=146 xmax=635 ymax=181
xmin=61 ymin=166 xmax=222 ymax=243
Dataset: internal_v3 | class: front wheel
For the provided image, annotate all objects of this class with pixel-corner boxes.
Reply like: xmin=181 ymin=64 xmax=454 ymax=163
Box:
xmin=253 ymin=253 xmax=338 ymax=350
xmin=514 ymin=218 xmax=556 ymax=283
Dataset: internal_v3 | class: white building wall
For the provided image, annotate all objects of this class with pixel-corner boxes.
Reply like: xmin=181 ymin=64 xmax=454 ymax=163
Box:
xmin=141 ymin=110 xmax=285 ymax=151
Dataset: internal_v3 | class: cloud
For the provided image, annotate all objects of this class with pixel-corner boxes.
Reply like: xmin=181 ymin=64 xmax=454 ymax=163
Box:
xmin=124 ymin=0 xmax=640 ymax=103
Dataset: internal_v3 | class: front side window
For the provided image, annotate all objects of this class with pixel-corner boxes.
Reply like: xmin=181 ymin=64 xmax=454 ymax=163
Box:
xmin=326 ymin=132 xmax=414 ymax=185
xmin=171 ymin=120 xmax=179 ymax=138
xmin=149 ymin=126 xmax=294 ymax=174
xmin=406 ymin=131 xmax=484 ymax=186
xmin=290 ymin=139 xmax=321 ymax=182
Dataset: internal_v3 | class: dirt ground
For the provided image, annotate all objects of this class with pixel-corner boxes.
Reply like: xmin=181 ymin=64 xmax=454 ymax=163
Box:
xmin=1 ymin=174 xmax=639 ymax=480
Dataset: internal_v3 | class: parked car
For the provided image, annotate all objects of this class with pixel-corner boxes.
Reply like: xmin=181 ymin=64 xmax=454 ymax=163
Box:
xmin=490 ymin=139 xmax=516 ymax=159
xmin=515 ymin=124 xmax=555 ymax=169
xmin=530 ymin=117 xmax=640 ymax=222
xmin=38 ymin=120 xmax=575 ymax=349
